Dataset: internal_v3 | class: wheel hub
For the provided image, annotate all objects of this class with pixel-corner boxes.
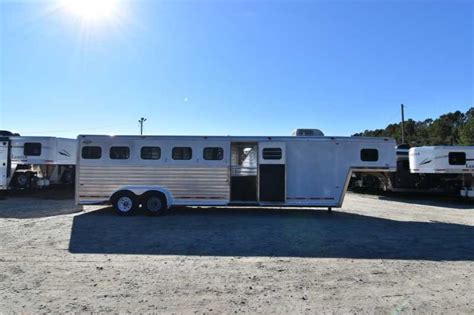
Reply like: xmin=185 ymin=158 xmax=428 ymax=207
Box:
xmin=117 ymin=196 xmax=133 ymax=212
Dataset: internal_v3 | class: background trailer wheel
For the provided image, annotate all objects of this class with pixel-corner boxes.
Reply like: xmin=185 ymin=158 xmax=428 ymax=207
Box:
xmin=13 ymin=173 xmax=30 ymax=189
xmin=112 ymin=191 xmax=138 ymax=215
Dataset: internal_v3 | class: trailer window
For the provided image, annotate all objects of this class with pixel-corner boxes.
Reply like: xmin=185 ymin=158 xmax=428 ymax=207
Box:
xmin=361 ymin=149 xmax=379 ymax=161
xmin=24 ymin=143 xmax=42 ymax=156
xmin=141 ymin=146 xmax=161 ymax=160
xmin=203 ymin=147 xmax=223 ymax=160
xmin=110 ymin=146 xmax=130 ymax=160
xmin=82 ymin=146 xmax=102 ymax=159
xmin=172 ymin=147 xmax=192 ymax=160
xmin=449 ymin=152 xmax=466 ymax=165
xmin=262 ymin=148 xmax=282 ymax=160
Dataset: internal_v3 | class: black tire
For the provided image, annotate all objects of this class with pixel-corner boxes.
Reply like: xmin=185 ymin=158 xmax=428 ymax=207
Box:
xmin=111 ymin=191 xmax=138 ymax=216
xmin=14 ymin=173 xmax=29 ymax=189
xmin=141 ymin=192 xmax=167 ymax=216
xmin=61 ymin=170 xmax=74 ymax=185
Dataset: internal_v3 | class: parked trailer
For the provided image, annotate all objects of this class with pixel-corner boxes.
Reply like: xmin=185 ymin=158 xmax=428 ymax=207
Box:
xmin=0 ymin=136 xmax=76 ymax=190
xmin=352 ymin=145 xmax=474 ymax=198
xmin=76 ymin=134 xmax=396 ymax=215
xmin=409 ymin=146 xmax=474 ymax=197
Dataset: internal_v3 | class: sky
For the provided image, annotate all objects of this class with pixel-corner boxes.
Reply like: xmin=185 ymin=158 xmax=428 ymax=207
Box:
xmin=0 ymin=0 xmax=473 ymax=138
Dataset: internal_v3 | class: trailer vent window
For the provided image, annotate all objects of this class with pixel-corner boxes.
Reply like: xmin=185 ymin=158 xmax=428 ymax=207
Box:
xmin=449 ymin=152 xmax=466 ymax=165
xmin=141 ymin=146 xmax=161 ymax=160
xmin=110 ymin=146 xmax=130 ymax=160
xmin=262 ymin=148 xmax=282 ymax=160
xmin=172 ymin=147 xmax=192 ymax=160
xmin=361 ymin=149 xmax=379 ymax=162
xmin=24 ymin=142 xmax=42 ymax=156
xmin=82 ymin=146 xmax=102 ymax=159
xmin=203 ymin=147 xmax=223 ymax=160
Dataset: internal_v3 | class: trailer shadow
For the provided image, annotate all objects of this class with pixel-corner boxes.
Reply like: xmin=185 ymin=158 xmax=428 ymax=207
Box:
xmin=5 ymin=186 xmax=75 ymax=200
xmin=68 ymin=207 xmax=474 ymax=261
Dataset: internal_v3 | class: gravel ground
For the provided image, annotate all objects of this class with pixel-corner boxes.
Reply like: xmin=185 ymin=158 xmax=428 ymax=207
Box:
xmin=0 ymin=192 xmax=473 ymax=313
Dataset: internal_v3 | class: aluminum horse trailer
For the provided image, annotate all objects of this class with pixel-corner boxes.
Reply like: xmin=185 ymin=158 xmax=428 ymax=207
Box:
xmin=76 ymin=134 xmax=396 ymax=215
xmin=0 ymin=136 xmax=76 ymax=190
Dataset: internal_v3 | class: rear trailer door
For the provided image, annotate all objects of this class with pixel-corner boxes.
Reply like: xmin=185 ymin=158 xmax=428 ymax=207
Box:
xmin=258 ymin=142 xmax=286 ymax=202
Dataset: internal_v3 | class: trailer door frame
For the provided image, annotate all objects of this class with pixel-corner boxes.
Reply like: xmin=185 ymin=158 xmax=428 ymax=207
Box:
xmin=0 ymin=138 xmax=10 ymax=190
xmin=258 ymin=142 xmax=286 ymax=202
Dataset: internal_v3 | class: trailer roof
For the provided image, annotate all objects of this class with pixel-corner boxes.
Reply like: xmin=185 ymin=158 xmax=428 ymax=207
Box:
xmin=410 ymin=146 xmax=474 ymax=151
xmin=78 ymin=134 xmax=395 ymax=142
xmin=9 ymin=136 xmax=75 ymax=141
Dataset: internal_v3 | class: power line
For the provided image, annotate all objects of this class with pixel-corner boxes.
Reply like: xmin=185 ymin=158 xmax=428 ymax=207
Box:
xmin=383 ymin=108 xmax=403 ymax=127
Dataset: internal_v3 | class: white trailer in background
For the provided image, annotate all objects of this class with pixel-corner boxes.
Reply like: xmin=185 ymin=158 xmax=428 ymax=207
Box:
xmin=0 ymin=136 xmax=76 ymax=190
xmin=409 ymin=146 xmax=474 ymax=197
xmin=353 ymin=145 xmax=474 ymax=198
xmin=409 ymin=146 xmax=474 ymax=173
xmin=76 ymin=133 xmax=397 ymax=215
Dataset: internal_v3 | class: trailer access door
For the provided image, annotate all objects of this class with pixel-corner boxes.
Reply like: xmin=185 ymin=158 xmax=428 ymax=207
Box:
xmin=0 ymin=138 xmax=10 ymax=190
xmin=230 ymin=143 xmax=258 ymax=202
xmin=258 ymin=142 xmax=286 ymax=202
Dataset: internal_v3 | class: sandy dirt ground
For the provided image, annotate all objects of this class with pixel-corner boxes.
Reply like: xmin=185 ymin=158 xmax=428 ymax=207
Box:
xmin=0 ymin=191 xmax=473 ymax=313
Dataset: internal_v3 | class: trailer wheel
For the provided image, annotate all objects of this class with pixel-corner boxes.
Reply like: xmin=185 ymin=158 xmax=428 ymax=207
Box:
xmin=14 ymin=173 xmax=29 ymax=189
xmin=142 ymin=192 xmax=167 ymax=215
xmin=112 ymin=191 xmax=138 ymax=215
xmin=61 ymin=169 xmax=74 ymax=185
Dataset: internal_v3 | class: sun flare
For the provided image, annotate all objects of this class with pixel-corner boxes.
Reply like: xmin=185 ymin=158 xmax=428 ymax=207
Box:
xmin=61 ymin=0 xmax=119 ymax=22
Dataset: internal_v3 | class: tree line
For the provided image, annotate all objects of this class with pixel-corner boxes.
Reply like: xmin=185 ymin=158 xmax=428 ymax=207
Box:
xmin=353 ymin=107 xmax=474 ymax=146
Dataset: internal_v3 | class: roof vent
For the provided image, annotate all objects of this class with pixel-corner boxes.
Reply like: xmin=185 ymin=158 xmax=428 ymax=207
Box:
xmin=292 ymin=129 xmax=324 ymax=137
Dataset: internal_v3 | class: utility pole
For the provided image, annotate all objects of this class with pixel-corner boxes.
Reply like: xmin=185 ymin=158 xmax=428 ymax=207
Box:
xmin=400 ymin=104 xmax=405 ymax=144
xmin=138 ymin=117 xmax=147 ymax=135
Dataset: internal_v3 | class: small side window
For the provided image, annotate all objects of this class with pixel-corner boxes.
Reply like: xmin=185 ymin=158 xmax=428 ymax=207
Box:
xmin=172 ymin=147 xmax=192 ymax=160
xmin=24 ymin=143 xmax=42 ymax=156
xmin=82 ymin=146 xmax=102 ymax=159
xmin=141 ymin=146 xmax=161 ymax=160
xmin=262 ymin=148 xmax=282 ymax=160
xmin=203 ymin=147 xmax=223 ymax=160
xmin=361 ymin=149 xmax=379 ymax=162
xmin=449 ymin=152 xmax=466 ymax=165
xmin=110 ymin=146 xmax=130 ymax=160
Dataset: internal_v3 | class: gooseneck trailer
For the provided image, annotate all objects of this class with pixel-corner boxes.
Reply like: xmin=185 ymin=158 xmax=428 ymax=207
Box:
xmin=75 ymin=134 xmax=397 ymax=215
xmin=0 ymin=136 xmax=76 ymax=190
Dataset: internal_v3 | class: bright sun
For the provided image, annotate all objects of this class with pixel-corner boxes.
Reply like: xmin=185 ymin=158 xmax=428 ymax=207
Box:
xmin=61 ymin=0 xmax=119 ymax=22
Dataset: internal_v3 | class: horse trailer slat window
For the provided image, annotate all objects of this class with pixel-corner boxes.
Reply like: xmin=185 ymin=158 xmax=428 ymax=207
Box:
xmin=82 ymin=146 xmax=102 ymax=159
xmin=172 ymin=147 xmax=192 ymax=160
xmin=110 ymin=146 xmax=130 ymax=160
xmin=141 ymin=146 xmax=161 ymax=160
xmin=262 ymin=148 xmax=282 ymax=160
xmin=203 ymin=147 xmax=223 ymax=160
